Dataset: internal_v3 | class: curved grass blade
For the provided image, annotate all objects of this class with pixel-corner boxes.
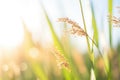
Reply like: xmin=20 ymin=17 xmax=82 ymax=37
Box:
xmin=40 ymin=5 xmax=72 ymax=78
xmin=41 ymin=5 xmax=65 ymax=56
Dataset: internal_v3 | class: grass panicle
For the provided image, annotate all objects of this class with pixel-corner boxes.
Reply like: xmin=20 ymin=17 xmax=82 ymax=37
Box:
xmin=52 ymin=48 xmax=71 ymax=72
xmin=57 ymin=17 xmax=102 ymax=56
xmin=58 ymin=18 xmax=88 ymax=36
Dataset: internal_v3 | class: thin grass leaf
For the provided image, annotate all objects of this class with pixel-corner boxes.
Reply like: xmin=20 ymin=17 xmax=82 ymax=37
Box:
xmin=41 ymin=5 xmax=65 ymax=56
xmin=78 ymin=1 xmax=97 ymax=80
xmin=108 ymin=0 xmax=113 ymax=48
xmin=40 ymin=5 xmax=72 ymax=80
xmin=79 ymin=0 xmax=91 ymax=53
xmin=107 ymin=0 xmax=113 ymax=79
xmin=89 ymin=0 xmax=99 ymax=47
xmin=40 ymin=4 xmax=83 ymax=80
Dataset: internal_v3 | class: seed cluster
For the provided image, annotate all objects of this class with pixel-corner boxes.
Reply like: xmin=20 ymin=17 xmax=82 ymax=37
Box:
xmin=53 ymin=48 xmax=71 ymax=72
xmin=58 ymin=18 xmax=88 ymax=36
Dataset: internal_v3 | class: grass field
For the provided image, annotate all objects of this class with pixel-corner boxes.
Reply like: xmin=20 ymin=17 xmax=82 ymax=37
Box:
xmin=0 ymin=0 xmax=120 ymax=80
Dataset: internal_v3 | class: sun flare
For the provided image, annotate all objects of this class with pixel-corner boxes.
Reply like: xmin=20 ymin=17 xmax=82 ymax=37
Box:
xmin=0 ymin=0 xmax=25 ymax=50
xmin=0 ymin=1 xmax=42 ymax=64
xmin=0 ymin=18 xmax=24 ymax=49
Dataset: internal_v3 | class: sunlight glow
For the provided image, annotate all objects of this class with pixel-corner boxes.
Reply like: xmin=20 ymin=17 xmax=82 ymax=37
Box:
xmin=0 ymin=18 xmax=24 ymax=49
xmin=0 ymin=0 xmax=40 ymax=50
xmin=0 ymin=0 xmax=25 ymax=49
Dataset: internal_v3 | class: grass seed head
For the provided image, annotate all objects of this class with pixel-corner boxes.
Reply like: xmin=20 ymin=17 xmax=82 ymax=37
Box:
xmin=58 ymin=17 xmax=88 ymax=36
xmin=52 ymin=48 xmax=71 ymax=72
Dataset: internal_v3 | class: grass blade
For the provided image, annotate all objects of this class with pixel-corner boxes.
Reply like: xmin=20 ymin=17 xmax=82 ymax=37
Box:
xmin=40 ymin=5 xmax=72 ymax=80
xmin=79 ymin=0 xmax=91 ymax=53
xmin=108 ymin=0 xmax=113 ymax=48
xmin=41 ymin=5 xmax=65 ymax=56
xmin=89 ymin=0 xmax=99 ymax=47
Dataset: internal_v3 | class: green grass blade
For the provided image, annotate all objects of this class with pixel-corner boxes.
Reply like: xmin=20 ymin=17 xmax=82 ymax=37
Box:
xmin=41 ymin=4 xmax=83 ymax=80
xmin=89 ymin=1 xmax=99 ymax=47
xmin=41 ymin=5 xmax=65 ymax=55
xmin=108 ymin=0 xmax=113 ymax=79
xmin=108 ymin=0 xmax=113 ymax=48
xmin=40 ymin=5 xmax=72 ymax=80
xmin=79 ymin=0 xmax=91 ymax=53
xmin=78 ymin=1 xmax=97 ymax=80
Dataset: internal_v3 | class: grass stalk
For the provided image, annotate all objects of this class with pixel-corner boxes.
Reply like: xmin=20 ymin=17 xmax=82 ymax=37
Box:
xmin=108 ymin=0 xmax=113 ymax=48
xmin=89 ymin=0 xmax=99 ymax=47
xmin=42 ymin=7 xmax=65 ymax=55
xmin=87 ymin=36 xmax=103 ymax=57
xmin=78 ymin=0 xmax=96 ymax=80
xmin=107 ymin=0 xmax=113 ymax=79
xmin=79 ymin=0 xmax=91 ymax=53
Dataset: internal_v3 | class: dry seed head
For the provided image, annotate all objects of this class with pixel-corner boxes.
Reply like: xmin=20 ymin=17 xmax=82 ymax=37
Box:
xmin=57 ymin=17 xmax=88 ymax=36
xmin=53 ymin=48 xmax=71 ymax=72
xmin=70 ymin=25 xmax=88 ymax=36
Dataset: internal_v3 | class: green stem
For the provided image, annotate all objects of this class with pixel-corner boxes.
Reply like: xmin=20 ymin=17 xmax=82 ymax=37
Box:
xmin=87 ymin=35 xmax=103 ymax=58
xmin=79 ymin=0 xmax=91 ymax=53
xmin=78 ymin=0 xmax=96 ymax=80
xmin=107 ymin=0 xmax=113 ymax=79
xmin=108 ymin=0 xmax=113 ymax=48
